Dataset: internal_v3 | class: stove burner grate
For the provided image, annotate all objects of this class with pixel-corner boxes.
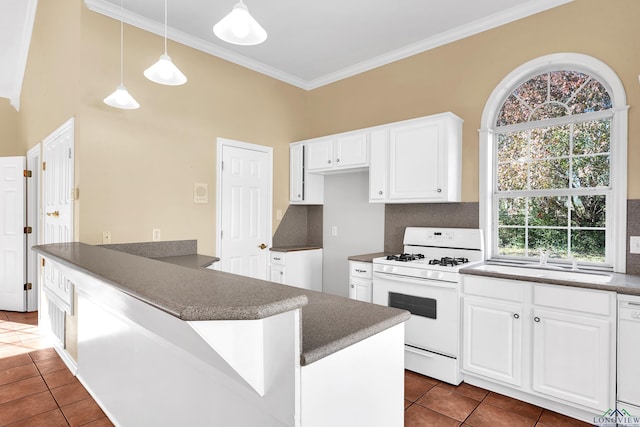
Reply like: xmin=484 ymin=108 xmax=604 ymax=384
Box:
xmin=428 ymin=257 xmax=469 ymax=267
xmin=386 ymin=253 xmax=425 ymax=262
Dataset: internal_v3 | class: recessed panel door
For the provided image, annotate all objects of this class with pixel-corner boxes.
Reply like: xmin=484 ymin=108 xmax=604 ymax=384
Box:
xmin=219 ymin=141 xmax=271 ymax=280
xmin=0 ymin=156 xmax=26 ymax=311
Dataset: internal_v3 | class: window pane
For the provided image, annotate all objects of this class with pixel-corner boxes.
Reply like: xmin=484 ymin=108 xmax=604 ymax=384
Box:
xmin=573 ymin=119 xmax=610 ymax=155
xmin=498 ymin=162 xmax=527 ymax=191
xmin=496 ymin=94 xmax=530 ymax=126
xmin=499 ymin=198 xmax=526 ymax=226
xmin=514 ymin=73 xmax=548 ymax=111
xmin=571 ymin=229 xmax=605 ymax=262
xmin=497 ymin=132 xmax=528 ymax=163
xmin=498 ymin=227 xmax=525 ymax=256
xmin=530 ymin=125 xmax=570 ymax=159
xmin=529 ymin=159 xmax=569 ymax=189
xmin=549 ymin=71 xmax=589 ymax=104
xmin=528 ymin=197 xmax=568 ymax=227
xmin=571 ymin=195 xmax=606 ymax=227
xmin=528 ymin=228 xmax=568 ymax=258
xmin=572 ymin=155 xmax=609 ymax=188
xmin=530 ymin=102 xmax=569 ymax=121
xmin=569 ymin=79 xmax=612 ymax=114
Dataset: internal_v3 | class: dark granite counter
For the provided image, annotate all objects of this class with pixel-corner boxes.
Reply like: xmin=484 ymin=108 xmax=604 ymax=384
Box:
xmin=270 ymin=245 xmax=322 ymax=252
xmin=34 ymin=242 xmax=409 ymax=365
xmin=347 ymin=252 xmax=391 ymax=263
xmin=460 ymin=262 xmax=640 ymax=296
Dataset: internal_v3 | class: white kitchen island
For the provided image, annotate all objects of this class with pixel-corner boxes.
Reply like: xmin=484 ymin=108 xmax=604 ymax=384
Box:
xmin=34 ymin=243 xmax=408 ymax=427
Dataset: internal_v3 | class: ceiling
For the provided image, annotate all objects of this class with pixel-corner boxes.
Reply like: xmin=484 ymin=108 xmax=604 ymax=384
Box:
xmin=1 ymin=0 xmax=573 ymax=109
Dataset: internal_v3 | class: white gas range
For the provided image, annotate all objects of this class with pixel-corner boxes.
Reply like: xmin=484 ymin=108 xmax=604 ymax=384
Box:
xmin=372 ymin=227 xmax=484 ymax=385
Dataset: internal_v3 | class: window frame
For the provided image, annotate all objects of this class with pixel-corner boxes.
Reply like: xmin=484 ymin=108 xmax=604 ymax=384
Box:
xmin=479 ymin=53 xmax=628 ymax=272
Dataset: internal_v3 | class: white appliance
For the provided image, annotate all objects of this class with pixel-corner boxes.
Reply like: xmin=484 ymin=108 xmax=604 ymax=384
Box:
xmin=618 ymin=294 xmax=640 ymax=417
xmin=372 ymin=227 xmax=484 ymax=385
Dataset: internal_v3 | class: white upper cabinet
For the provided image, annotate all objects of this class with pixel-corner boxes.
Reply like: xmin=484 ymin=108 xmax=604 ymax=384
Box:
xmin=371 ymin=112 xmax=462 ymax=203
xmin=290 ymin=112 xmax=462 ymax=204
xmin=306 ymin=132 xmax=368 ymax=173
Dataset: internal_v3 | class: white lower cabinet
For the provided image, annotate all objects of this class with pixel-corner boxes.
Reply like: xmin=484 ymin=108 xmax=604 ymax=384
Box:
xmin=461 ymin=275 xmax=616 ymax=423
xmin=348 ymin=261 xmax=373 ymax=302
xmin=269 ymin=249 xmax=323 ymax=292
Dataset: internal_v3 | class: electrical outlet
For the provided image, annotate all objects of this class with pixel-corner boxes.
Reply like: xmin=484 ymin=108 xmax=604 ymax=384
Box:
xmin=102 ymin=231 xmax=112 ymax=244
xmin=153 ymin=228 xmax=161 ymax=242
xmin=276 ymin=209 xmax=283 ymax=220
xmin=331 ymin=225 xmax=338 ymax=237
xmin=631 ymin=236 xmax=640 ymax=254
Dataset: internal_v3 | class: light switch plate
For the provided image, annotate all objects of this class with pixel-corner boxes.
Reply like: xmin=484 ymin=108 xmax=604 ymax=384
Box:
xmin=631 ymin=236 xmax=640 ymax=254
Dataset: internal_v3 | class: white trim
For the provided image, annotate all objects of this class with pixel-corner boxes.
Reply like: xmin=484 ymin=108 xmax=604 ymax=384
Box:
xmin=479 ymin=53 xmax=628 ymax=272
xmin=84 ymin=0 xmax=573 ymax=91
xmin=53 ymin=342 xmax=79 ymax=375
xmin=215 ymin=138 xmax=273 ymax=277
xmin=26 ymin=143 xmax=41 ymax=312
xmin=7 ymin=0 xmax=38 ymax=111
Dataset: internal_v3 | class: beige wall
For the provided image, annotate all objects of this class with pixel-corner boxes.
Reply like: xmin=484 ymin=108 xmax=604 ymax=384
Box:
xmin=0 ymin=102 xmax=21 ymax=156
xmin=306 ymin=0 xmax=640 ymax=201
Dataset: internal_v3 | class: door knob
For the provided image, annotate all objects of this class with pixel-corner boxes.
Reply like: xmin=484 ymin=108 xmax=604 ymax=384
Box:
xmin=46 ymin=211 xmax=60 ymax=217
xmin=258 ymin=243 xmax=267 ymax=250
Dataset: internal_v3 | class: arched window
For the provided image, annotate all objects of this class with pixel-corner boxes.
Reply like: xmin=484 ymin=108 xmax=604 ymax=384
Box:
xmin=479 ymin=54 xmax=628 ymax=271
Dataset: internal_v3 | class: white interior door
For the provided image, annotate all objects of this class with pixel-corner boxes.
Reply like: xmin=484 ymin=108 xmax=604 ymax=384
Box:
xmin=42 ymin=118 xmax=75 ymax=314
xmin=0 ymin=157 xmax=26 ymax=311
xmin=26 ymin=144 xmax=40 ymax=312
xmin=216 ymin=139 xmax=272 ymax=280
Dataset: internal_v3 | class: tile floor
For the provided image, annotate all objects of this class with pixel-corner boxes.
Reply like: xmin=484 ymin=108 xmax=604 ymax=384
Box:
xmin=0 ymin=310 xmax=593 ymax=426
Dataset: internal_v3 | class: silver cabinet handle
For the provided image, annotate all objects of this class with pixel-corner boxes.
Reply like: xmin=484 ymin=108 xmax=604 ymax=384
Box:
xmin=534 ymin=317 xmax=540 ymax=322
xmin=378 ymin=190 xmax=383 ymax=195
xmin=355 ymin=269 xmax=367 ymax=273
xmin=437 ymin=188 xmax=442 ymax=193
xmin=327 ymin=159 xmax=331 ymax=164
xmin=336 ymin=158 xmax=340 ymax=163
xmin=350 ymin=284 xmax=354 ymax=288
xmin=513 ymin=313 xmax=519 ymax=319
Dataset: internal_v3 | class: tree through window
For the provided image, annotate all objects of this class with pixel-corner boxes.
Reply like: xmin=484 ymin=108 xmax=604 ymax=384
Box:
xmin=494 ymin=70 xmax=613 ymax=264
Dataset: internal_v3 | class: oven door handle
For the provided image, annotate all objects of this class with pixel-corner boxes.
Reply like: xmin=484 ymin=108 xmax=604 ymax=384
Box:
xmin=405 ymin=346 xmax=435 ymax=358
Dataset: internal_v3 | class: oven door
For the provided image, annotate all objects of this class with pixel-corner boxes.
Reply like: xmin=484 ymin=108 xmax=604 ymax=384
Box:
xmin=372 ymin=271 xmax=459 ymax=358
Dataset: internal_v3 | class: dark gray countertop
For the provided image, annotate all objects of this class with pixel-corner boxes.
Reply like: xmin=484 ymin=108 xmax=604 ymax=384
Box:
xmin=460 ymin=262 xmax=640 ymax=296
xmin=34 ymin=242 xmax=409 ymax=365
xmin=347 ymin=252 xmax=391 ymax=263
xmin=270 ymin=245 xmax=322 ymax=252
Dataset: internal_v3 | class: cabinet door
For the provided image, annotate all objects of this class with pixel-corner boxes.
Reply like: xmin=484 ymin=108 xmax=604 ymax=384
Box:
xmin=306 ymin=139 xmax=333 ymax=172
xmin=388 ymin=118 xmax=445 ymax=200
xmin=349 ymin=278 xmax=372 ymax=303
xmin=531 ymin=309 xmax=611 ymax=411
xmin=368 ymin=128 xmax=388 ymax=202
xmin=269 ymin=264 xmax=285 ymax=284
xmin=462 ymin=297 xmax=523 ymax=386
xmin=335 ymin=133 xmax=368 ymax=169
xmin=290 ymin=144 xmax=304 ymax=202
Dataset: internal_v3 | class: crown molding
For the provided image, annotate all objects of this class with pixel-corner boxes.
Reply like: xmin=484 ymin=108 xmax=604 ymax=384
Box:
xmin=84 ymin=0 xmax=573 ymax=92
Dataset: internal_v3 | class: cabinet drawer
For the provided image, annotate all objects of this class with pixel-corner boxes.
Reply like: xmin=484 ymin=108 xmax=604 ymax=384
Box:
xmin=350 ymin=262 xmax=373 ymax=279
xmin=462 ymin=275 xmax=526 ymax=302
xmin=270 ymin=251 xmax=285 ymax=265
xmin=533 ymin=284 xmax=612 ymax=316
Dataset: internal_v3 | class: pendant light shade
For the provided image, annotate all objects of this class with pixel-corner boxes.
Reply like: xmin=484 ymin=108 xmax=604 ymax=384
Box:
xmin=104 ymin=0 xmax=140 ymax=109
xmin=104 ymin=84 xmax=140 ymax=109
xmin=213 ymin=0 xmax=267 ymax=46
xmin=144 ymin=0 xmax=187 ymax=85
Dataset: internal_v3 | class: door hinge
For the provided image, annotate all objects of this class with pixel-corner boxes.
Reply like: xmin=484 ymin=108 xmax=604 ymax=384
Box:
xmin=23 ymin=170 xmax=32 ymax=178
xmin=41 ymin=258 xmax=46 ymax=267
xmin=69 ymin=148 xmax=72 ymax=159
xmin=221 ymin=161 xmax=224 ymax=171
xmin=42 ymin=162 xmax=46 ymax=171
xmin=24 ymin=226 xmax=32 ymax=234
xmin=24 ymin=283 xmax=33 ymax=291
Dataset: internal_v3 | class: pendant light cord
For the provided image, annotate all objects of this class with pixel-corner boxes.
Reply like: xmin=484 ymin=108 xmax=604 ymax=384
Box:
xmin=119 ymin=0 xmax=124 ymax=84
xmin=164 ymin=0 xmax=168 ymax=54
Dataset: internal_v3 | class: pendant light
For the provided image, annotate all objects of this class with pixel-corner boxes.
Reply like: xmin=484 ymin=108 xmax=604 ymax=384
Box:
xmin=144 ymin=0 xmax=187 ymax=85
xmin=213 ymin=0 xmax=267 ymax=46
xmin=104 ymin=0 xmax=140 ymax=109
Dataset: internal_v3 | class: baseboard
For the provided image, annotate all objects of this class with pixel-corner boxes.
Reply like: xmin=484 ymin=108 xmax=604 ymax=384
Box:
xmin=53 ymin=344 xmax=78 ymax=376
